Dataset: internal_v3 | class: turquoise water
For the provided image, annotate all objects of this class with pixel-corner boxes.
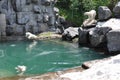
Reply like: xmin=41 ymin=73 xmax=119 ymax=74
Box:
xmin=0 ymin=40 xmax=108 ymax=78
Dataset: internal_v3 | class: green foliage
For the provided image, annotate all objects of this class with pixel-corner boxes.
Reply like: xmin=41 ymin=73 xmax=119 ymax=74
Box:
xmin=58 ymin=8 xmax=84 ymax=26
xmin=56 ymin=0 xmax=118 ymax=26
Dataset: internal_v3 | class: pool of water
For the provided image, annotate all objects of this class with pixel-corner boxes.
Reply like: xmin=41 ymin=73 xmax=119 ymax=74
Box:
xmin=0 ymin=40 xmax=108 ymax=78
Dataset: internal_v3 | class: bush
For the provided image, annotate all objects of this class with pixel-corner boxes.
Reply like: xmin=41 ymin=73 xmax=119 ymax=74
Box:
xmin=56 ymin=0 xmax=118 ymax=26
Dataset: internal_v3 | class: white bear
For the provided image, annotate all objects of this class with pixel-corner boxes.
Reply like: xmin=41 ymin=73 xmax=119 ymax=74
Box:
xmin=25 ymin=32 xmax=37 ymax=40
xmin=82 ymin=10 xmax=97 ymax=27
xmin=84 ymin=10 xmax=96 ymax=20
xmin=15 ymin=65 xmax=27 ymax=76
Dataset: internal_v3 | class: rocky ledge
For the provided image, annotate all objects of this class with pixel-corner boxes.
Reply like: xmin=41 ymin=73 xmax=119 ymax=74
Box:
xmin=60 ymin=54 xmax=120 ymax=80
xmin=37 ymin=32 xmax=62 ymax=40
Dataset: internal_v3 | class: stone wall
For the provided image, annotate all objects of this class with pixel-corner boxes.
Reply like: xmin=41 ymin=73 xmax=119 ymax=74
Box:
xmin=0 ymin=0 xmax=58 ymax=36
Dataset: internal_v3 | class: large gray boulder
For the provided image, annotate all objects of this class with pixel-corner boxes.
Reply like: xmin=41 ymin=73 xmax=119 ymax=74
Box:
xmin=62 ymin=27 xmax=79 ymax=41
xmin=113 ymin=1 xmax=120 ymax=18
xmin=78 ymin=28 xmax=92 ymax=45
xmin=89 ymin=27 xmax=112 ymax=47
xmin=107 ymin=30 xmax=120 ymax=52
xmin=98 ymin=6 xmax=112 ymax=20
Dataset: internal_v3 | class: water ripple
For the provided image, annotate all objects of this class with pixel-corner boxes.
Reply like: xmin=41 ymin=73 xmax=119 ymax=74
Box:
xmin=34 ymin=51 xmax=56 ymax=57
xmin=0 ymin=50 xmax=5 ymax=58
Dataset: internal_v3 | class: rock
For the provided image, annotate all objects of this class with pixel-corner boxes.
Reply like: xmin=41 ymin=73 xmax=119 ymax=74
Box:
xmin=26 ymin=0 xmax=31 ymax=4
xmin=12 ymin=24 xmax=25 ymax=36
xmin=82 ymin=57 xmax=112 ymax=69
xmin=25 ymin=20 xmax=37 ymax=33
xmin=24 ymin=66 xmax=83 ymax=80
xmin=107 ymin=30 xmax=120 ymax=52
xmin=33 ymin=5 xmax=41 ymax=13
xmin=17 ymin=12 xmax=33 ymax=25
xmin=0 ymin=14 xmax=6 ymax=36
xmin=54 ymin=7 xmax=59 ymax=13
xmin=31 ymin=0 xmax=39 ymax=3
xmin=6 ymin=24 xmax=16 ymax=36
xmin=60 ymin=54 xmax=120 ymax=80
xmin=48 ymin=16 xmax=55 ymax=26
xmin=22 ymin=5 xmax=33 ymax=12
xmin=13 ymin=0 xmax=26 ymax=12
xmin=37 ymin=32 xmax=62 ymax=40
xmin=38 ymin=23 xmax=49 ymax=32
xmin=1 ymin=0 xmax=8 ymax=10
xmin=43 ymin=14 xmax=49 ymax=22
xmin=78 ymin=28 xmax=90 ymax=45
xmin=14 ymin=25 xmax=24 ymax=36
xmin=113 ymin=1 xmax=120 ymax=18
xmin=35 ymin=14 xmax=43 ymax=23
xmin=0 ymin=0 xmax=59 ymax=36
xmin=100 ymin=18 xmax=120 ymax=30
xmin=62 ymin=27 xmax=78 ymax=41
xmin=6 ymin=12 xmax=16 ymax=25
xmin=96 ymin=21 xmax=106 ymax=27
xmin=89 ymin=27 xmax=112 ymax=47
xmin=98 ymin=6 xmax=112 ymax=21
xmin=55 ymin=16 xmax=66 ymax=33
xmin=6 ymin=24 xmax=24 ymax=36
xmin=41 ymin=0 xmax=51 ymax=6
xmin=59 ymin=16 xmax=66 ymax=24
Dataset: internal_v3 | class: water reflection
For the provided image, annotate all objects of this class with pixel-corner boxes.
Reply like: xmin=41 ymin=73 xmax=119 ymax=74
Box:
xmin=0 ymin=50 xmax=5 ymax=58
xmin=26 ymin=40 xmax=38 ymax=52
xmin=10 ymin=44 xmax=16 ymax=47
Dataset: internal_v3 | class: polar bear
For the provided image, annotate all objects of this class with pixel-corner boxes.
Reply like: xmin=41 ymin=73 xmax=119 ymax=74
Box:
xmin=15 ymin=65 xmax=27 ymax=76
xmin=25 ymin=32 xmax=37 ymax=40
xmin=84 ymin=10 xmax=96 ymax=20
xmin=82 ymin=10 xmax=97 ymax=27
